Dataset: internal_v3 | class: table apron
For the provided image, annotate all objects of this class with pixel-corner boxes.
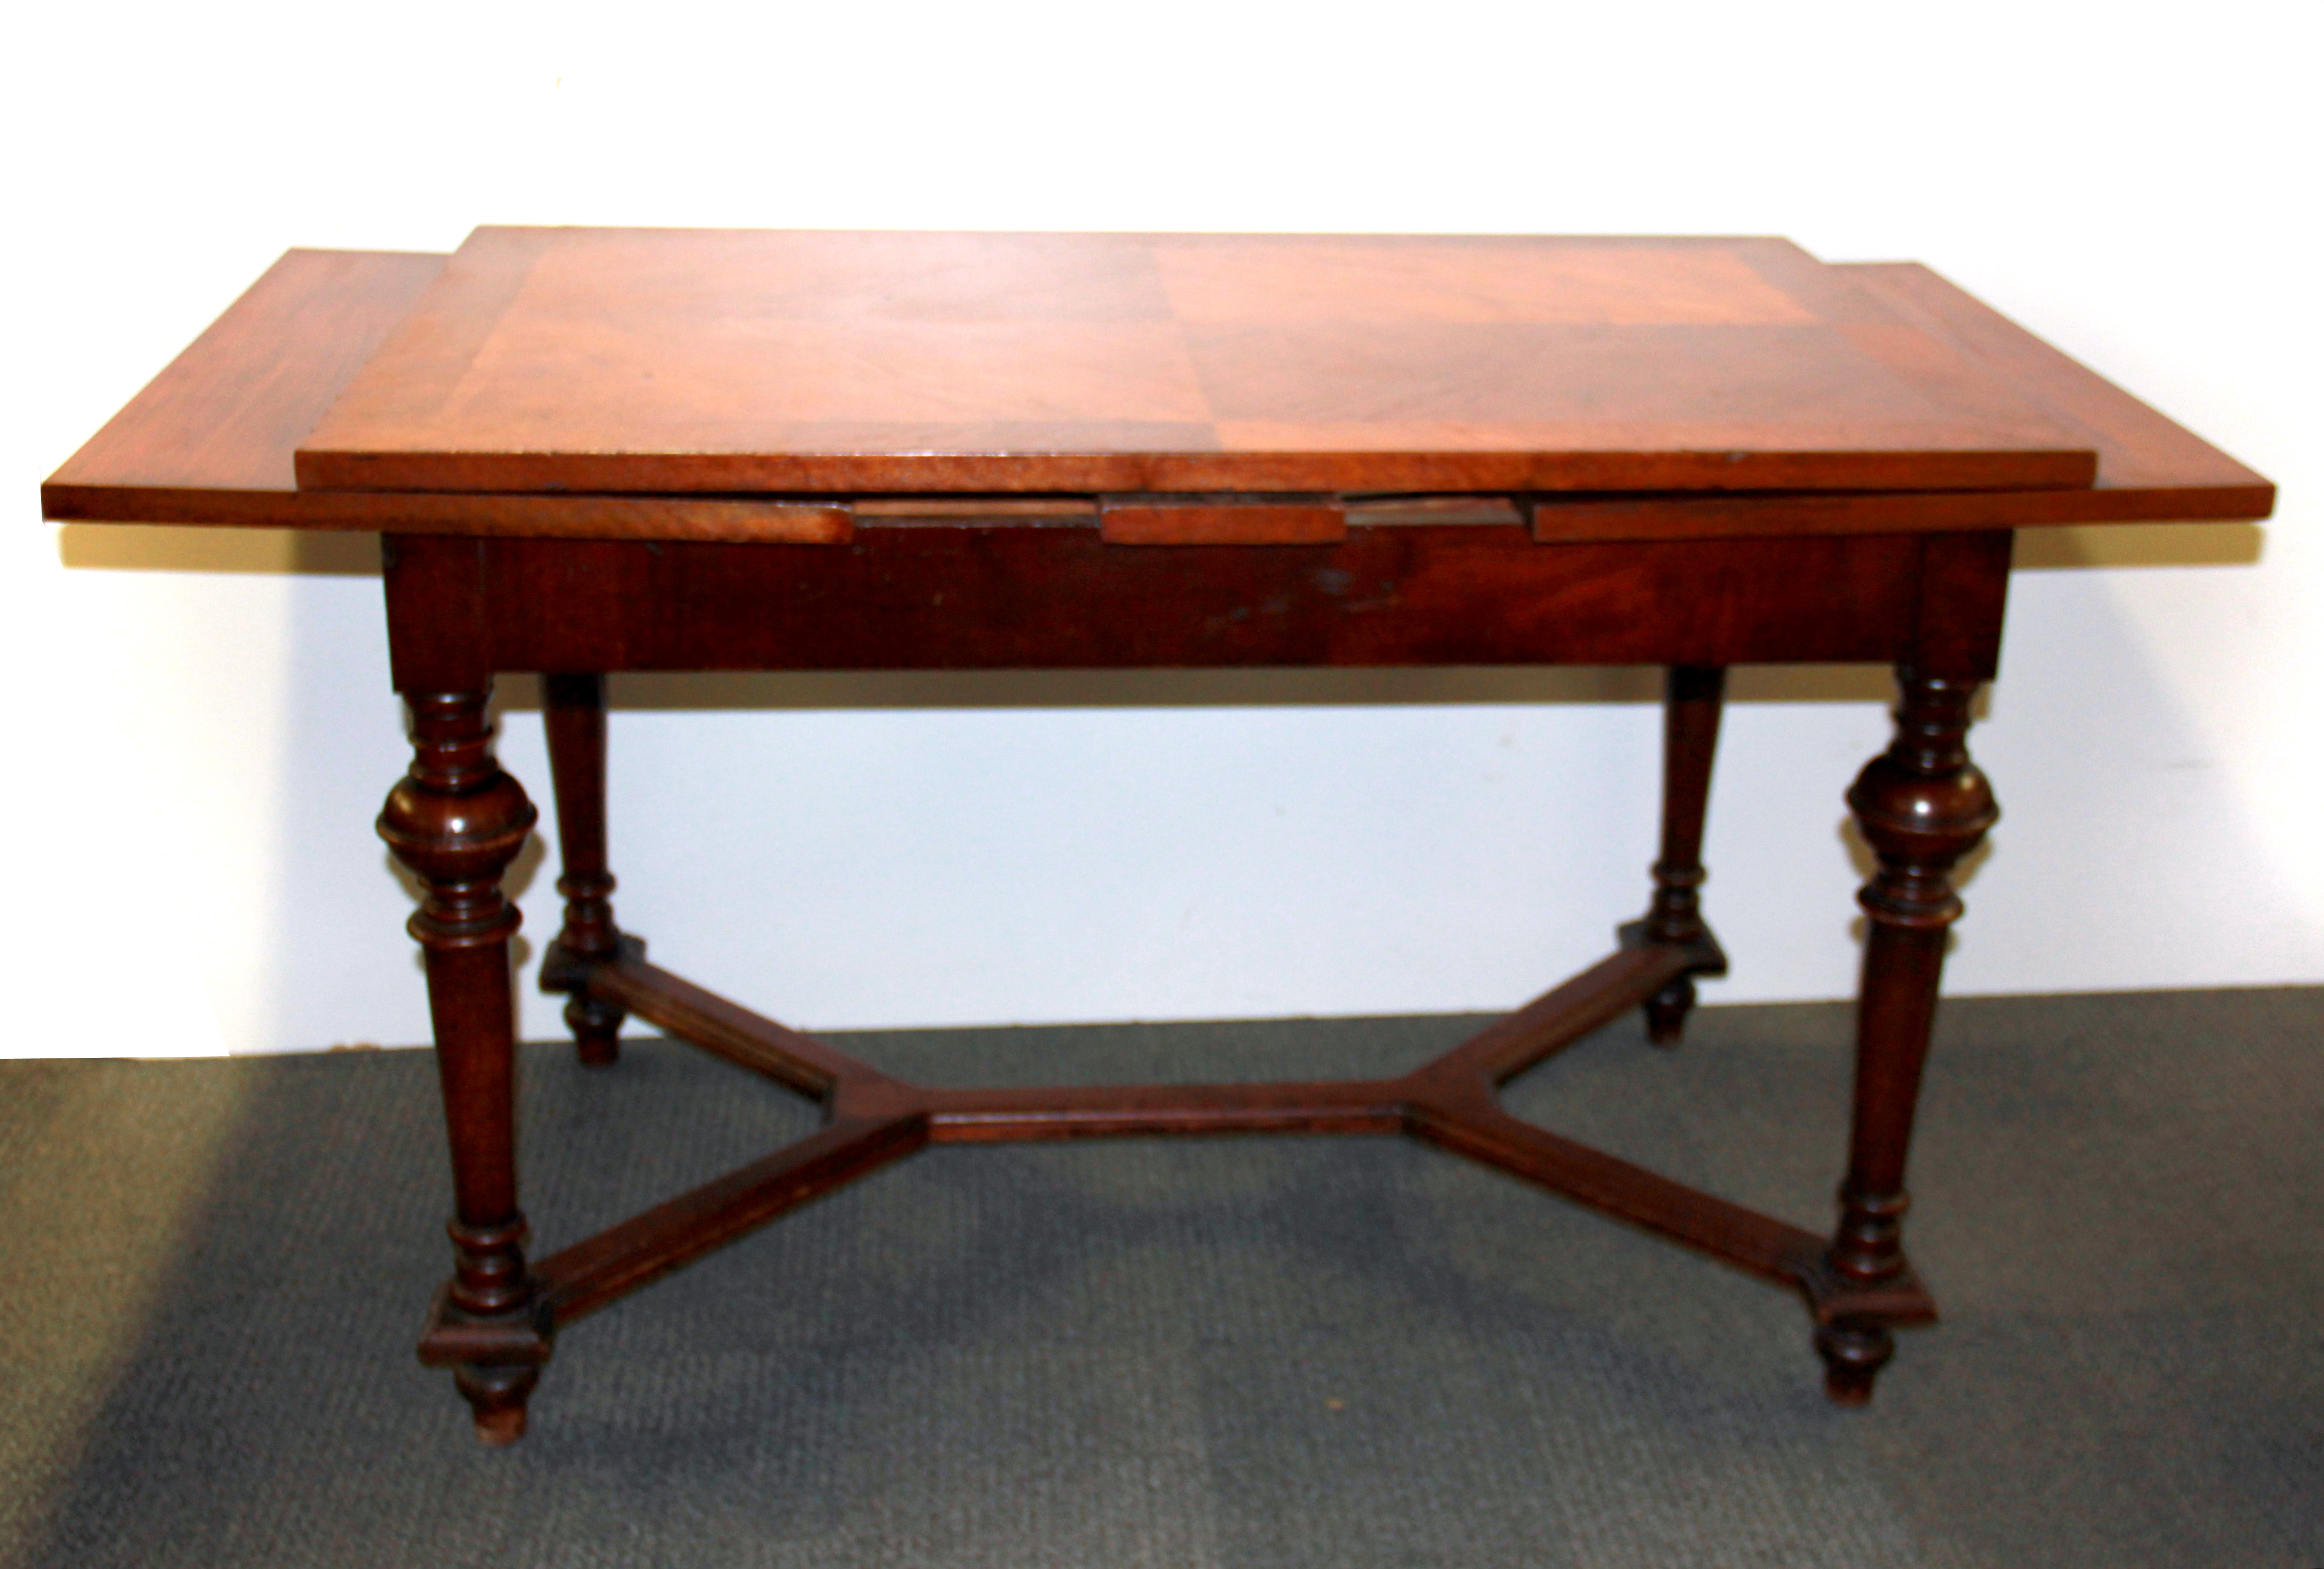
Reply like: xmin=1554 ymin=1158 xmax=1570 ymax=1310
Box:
xmin=382 ymin=527 xmax=2011 ymax=687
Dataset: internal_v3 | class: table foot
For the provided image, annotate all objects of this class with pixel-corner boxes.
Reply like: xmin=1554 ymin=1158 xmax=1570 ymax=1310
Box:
xmin=1814 ymin=1321 xmax=1895 ymax=1405
xmin=1642 ymin=975 xmax=1696 ymax=1046
xmin=455 ymin=1365 xmax=540 ymax=1444
xmin=417 ymin=1279 xmax=556 ymax=1444
xmin=569 ymin=1002 xmax=623 ymax=1068
xmin=1615 ymin=919 xmax=1725 ymax=1050
xmin=542 ymin=934 xmax=648 ymax=1070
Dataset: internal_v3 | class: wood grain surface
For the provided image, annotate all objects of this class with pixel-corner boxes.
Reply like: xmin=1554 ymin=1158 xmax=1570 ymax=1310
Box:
xmin=293 ymin=228 xmax=2099 ymax=496
xmin=1527 ymin=263 xmax=2275 ymax=544
xmin=381 ymin=529 xmax=1977 ymax=684
xmin=40 ymin=250 xmax=851 ymax=543
xmin=46 ymin=242 xmax=2270 ymax=542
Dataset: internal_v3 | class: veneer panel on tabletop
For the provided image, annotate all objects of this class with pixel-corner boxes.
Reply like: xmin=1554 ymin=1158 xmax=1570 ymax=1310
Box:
xmin=1531 ymin=263 xmax=2274 ymax=546
xmin=39 ymin=248 xmax=848 ymax=543
xmin=45 ymin=249 xmax=446 ymax=502
xmin=294 ymin=229 xmax=2098 ymax=498
xmin=1839 ymin=263 xmax=2273 ymax=501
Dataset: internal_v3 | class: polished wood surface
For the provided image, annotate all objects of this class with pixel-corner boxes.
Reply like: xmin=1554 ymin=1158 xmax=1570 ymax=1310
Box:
xmin=294 ymin=228 xmax=2099 ymax=497
xmin=1821 ymin=671 xmax=1999 ymax=1403
xmin=1846 ymin=264 xmax=2268 ymax=498
xmin=369 ymin=516 xmax=2013 ymax=1442
xmin=519 ymin=912 xmax=1931 ymax=1342
xmin=36 ymin=233 xmax=2277 ymax=1447
xmin=46 ymin=248 xmax=2271 ymax=542
xmin=1098 ymin=493 xmax=1348 ymax=545
xmin=1531 ymin=262 xmax=2276 ymax=543
xmin=399 ymin=530 xmax=1950 ymax=677
xmin=41 ymin=251 xmax=852 ymax=543
xmin=55 ymin=250 xmax=444 ymax=496
xmin=1630 ymin=665 xmax=1728 ymax=1045
xmin=540 ymin=673 xmax=627 ymax=1067
xmin=375 ymin=691 xmax=543 ymax=1444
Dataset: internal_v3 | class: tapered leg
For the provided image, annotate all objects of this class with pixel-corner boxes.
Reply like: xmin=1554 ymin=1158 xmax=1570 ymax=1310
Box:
xmin=378 ymin=688 xmax=549 ymax=1444
xmin=1817 ymin=669 xmax=1998 ymax=1404
xmin=540 ymin=673 xmax=630 ymax=1066
xmin=1625 ymin=665 xmax=1728 ymax=1045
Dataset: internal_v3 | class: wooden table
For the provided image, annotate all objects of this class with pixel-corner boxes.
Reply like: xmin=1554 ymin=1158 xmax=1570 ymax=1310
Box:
xmin=44 ymin=230 xmax=2273 ymax=1445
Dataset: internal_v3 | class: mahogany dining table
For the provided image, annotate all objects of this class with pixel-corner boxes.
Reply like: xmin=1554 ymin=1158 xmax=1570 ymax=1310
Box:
xmin=42 ymin=229 xmax=2273 ymax=1443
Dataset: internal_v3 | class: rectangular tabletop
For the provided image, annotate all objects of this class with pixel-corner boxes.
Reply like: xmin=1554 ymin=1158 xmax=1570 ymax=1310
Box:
xmin=292 ymin=229 xmax=2100 ymax=497
xmin=46 ymin=241 xmax=2271 ymax=544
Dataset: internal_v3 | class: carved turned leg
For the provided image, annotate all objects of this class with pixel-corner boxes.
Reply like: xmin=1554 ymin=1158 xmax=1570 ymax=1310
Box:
xmin=539 ymin=673 xmax=632 ymax=1066
xmin=1623 ymin=665 xmax=1729 ymax=1044
xmin=377 ymin=689 xmax=548 ymax=1444
xmin=1817 ymin=670 xmax=1998 ymax=1404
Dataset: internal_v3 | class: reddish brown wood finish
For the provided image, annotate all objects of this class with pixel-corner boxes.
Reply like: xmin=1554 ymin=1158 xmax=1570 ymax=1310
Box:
xmin=517 ymin=936 xmax=1931 ymax=1363
xmin=360 ymin=513 xmax=2015 ymax=1436
xmin=375 ymin=689 xmax=547 ymax=1444
xmin=1524 ymin=262 xmax=2272 ymax=545
xmin=39 ymin=250 xmax=852 ymax=544
xmin=374 ymin=520 xmax=1997 ymax=1436
xmin=589 ymin=955 xmax=878 ymax=1099
xmin=293 ymin=230 xmax=2098 ymax=498
xmin=45 ymin=249 xmax=2270 ymax=543
xmin=1817 ymin=671 xmax=1998 ymax=1402
xmin=539 ymin=673 xmax=626 ymax=1066
xmin=1098 ymin=494 xmax=1348 ymax=545
xmin=37 ymin=235 xmax=2276 ymax=1447
xmin=532 ymin=1115 xmax=929 ymax=1326
xmin=1627 ymin=666 xmax=1729 ymax=1045
xmin=1429 ymin=947 xmax=1701 ymax=1085
xmin=1842 ymin=264 xmax=2272 ymax=502
xmin=404 ymin=529 xmax=1936 ymax=674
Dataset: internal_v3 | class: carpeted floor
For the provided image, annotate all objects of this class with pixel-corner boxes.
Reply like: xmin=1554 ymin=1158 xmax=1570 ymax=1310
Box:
xmin=2 ymin=988 xmax=2319 ymax=1567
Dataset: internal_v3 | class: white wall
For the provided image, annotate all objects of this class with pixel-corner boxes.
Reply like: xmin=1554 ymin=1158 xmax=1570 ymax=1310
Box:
xmin=7 ymin=1 xmax=2317 ymax=1057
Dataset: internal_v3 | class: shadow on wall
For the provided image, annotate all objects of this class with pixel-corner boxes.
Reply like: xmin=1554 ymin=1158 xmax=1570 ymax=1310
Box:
xmin=53 ymin=521 xmax=2267 ymax=715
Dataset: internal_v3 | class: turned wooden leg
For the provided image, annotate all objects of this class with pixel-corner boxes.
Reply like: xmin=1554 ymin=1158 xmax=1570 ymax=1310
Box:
xmin=539 ymin=673 xmax=632 ymax=1066
xmin=378 ymin=688 xmax=550 ymax=1444
xmin=1623 ymin=665 xmax=1728 ymax=1045
xmin=1817 ymin=669 xmax=1998 ymax=1404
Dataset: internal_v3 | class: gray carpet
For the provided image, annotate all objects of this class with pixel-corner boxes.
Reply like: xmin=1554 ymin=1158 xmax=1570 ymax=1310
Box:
xmin=2 ymin=989 xmax=2319 ymax=1567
